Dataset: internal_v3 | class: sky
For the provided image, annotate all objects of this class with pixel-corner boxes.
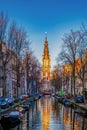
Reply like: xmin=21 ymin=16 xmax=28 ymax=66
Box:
xmin=0 ymin=0 xmax=87 ymax=69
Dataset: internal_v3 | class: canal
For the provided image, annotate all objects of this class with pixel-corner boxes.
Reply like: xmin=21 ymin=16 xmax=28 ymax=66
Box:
xmin=1 ymin=96 xmax=87 ymax=130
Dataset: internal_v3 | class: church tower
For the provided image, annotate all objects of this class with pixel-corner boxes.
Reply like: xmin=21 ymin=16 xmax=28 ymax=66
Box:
xmin=42 ymin=33 xmax=51 ymax=80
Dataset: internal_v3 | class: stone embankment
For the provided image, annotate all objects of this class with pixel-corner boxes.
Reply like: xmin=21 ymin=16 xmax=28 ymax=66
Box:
xmin=0 ymin=97 xmax=33 ymax=114
xmin=69 ymin=99 xmax=87 ymax=112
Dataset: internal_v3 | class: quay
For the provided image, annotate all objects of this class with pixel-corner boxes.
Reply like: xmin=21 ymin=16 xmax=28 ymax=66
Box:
xmin=69 ymin=99 xmax=87 ymax=112
xmin=0 ymin=97 xmax=33 ymax=114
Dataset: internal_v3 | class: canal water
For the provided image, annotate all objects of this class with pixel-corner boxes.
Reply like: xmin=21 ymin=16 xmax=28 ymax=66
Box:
xmin=1 ymin=96 xmax=87 ymax=130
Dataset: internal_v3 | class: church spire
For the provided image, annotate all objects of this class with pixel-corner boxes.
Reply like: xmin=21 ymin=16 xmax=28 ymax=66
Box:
xmin=45 ymin=32 xmax=47 ymax=42
xmin=42 ymin=34 xmax=51 ymax=80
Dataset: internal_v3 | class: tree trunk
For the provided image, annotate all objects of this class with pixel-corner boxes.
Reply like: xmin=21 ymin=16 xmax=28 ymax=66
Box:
xmin=17 ymin=79 xmax=19 ymax=98
xmin=16 ymin=60 xmax=20 ymax=98
xmin=73 ymin=77 xmax=76 ymax=96
xmin=0 ymin=41 xmax=3 ymax=96
xmin=27 ymin=77 xmax=30 ymax=95
xmin=3 ymin=65 xmax=6 ymax=97
xmin=82 ymin=79 xmax=84 ymax=91
xmin=72 ymin=63 xmax=76 ymax=96
xmin=71 ymin=76 xmax=73 ymax=94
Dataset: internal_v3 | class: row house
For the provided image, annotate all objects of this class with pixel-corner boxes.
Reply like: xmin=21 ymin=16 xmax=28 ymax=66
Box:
xmin=0 ymin=43 xmax=5 ymax=96
xmin=0 ymin=43 xmax=8 ymax=96
xmin=6 ymin=52 xmax=27 ymax=97
xmin=63 ymin=49 xmax=87 ymax=94
xmin=19 ymin=60 xmax=27 ymax=95
xmin=0 ymin=42 xmax=41 ymax=98
xmin=0 ymin=43 xmax=27 ymax=97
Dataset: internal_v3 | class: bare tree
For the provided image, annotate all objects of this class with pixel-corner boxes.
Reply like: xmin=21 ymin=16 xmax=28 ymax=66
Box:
xmin=30 ymin=55 xmax=41 ymax=93
xmin=8 ymin=22 xmax=29 ymax=97
xmin=51 ymin=65 xmax=62 ymax=92
xmin=0 ymin=12 xmax=9 ymax=96
xmin=76 ymin=25 xmax=87 ymax=90
xmin=0 ymin=12 xmax=8 ymax=45
xmin=57 ymin=30 xmax=81 ymax=95
xmin=24 ymin=51 xmax=33 ymax=94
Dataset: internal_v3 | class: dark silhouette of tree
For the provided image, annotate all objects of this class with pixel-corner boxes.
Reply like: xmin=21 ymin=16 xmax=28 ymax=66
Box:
xmin=57 ymin=30 xmax=82 ymax=95
xmin=8 ymin=21 xmax=29 ymax=97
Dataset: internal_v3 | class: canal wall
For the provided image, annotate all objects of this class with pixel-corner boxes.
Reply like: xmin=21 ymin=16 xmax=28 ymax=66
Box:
xmin=0 ymin=97 xmax=33 ymax=114
xmin=69 ymin=99 xmax=87 ymax=112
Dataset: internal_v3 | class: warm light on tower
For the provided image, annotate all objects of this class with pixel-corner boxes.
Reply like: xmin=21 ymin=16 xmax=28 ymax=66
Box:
xmin=42 ymin=33 xmax=51 ymax=80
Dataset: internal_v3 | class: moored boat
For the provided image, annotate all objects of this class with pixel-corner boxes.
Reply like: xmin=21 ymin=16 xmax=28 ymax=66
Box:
xmin=43 ymin=91 xmax=51 ymax=95
xmin=16 ymin=105 xmax=24 ymax=112
xmin=22 ymin=102 xmax=31 ymax=110
xmin=74 ymin=109 xmax=85 ymax=116
xmin=0 ymin=110 xmax=23 ymax=128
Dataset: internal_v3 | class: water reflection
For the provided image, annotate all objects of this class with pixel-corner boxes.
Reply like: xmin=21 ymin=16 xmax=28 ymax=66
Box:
xmin=63 ymin=107 xmax=72 ymax=130
xmin=1 ymin=97 xmax=87 ymax=130
xmin=72 ymin=112 xmax=86 ymax=130
xmin=42 ymin=97 xmax=50 ymax=130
